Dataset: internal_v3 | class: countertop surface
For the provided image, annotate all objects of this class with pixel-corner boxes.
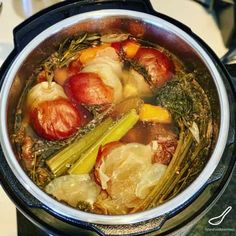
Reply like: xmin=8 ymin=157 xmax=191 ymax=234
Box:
xmin=0 ymin=0 xmax=235 ymax=235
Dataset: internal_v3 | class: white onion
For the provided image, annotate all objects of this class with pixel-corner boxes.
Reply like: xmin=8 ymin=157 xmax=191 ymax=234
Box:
xmin=122 ymin=69 xmax=152 ymax=98
xmin=45 ymin=174 xmax=101 ymax=207
xmin=97 ymin=143 xmax=167 ymax=208
xmin=100 ymin=33 xmax=129 ymax=43
xmin=135 ymin=163 xmax=167 ymax=198
xmin=26 ymin=81 xmax=67 ymax=109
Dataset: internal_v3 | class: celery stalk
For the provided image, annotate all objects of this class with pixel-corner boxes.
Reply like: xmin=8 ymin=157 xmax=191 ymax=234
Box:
xmin=46 ymin=118 xmax=113 ymax=176
xmin=68 ymin=109 xmax=139 ymax=175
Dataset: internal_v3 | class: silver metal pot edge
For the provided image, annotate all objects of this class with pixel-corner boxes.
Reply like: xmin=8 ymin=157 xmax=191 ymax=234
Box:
xmin=0 ymin=9 xmax=230 ymax=225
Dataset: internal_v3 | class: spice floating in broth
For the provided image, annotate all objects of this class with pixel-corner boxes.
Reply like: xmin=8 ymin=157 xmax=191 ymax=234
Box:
xmin=12 ymin=32 xmax=213 ymax=215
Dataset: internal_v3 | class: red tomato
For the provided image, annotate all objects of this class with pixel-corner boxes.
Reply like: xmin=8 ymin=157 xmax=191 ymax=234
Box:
xmin=64 ymin=72 xmax=114 ymax=105
xmin=30 ymin=98 xmax=81 ymax=140
xmin=94 ymin=141 xmax=123 ymax=185
xmin=134 ymin=47 xmax=175 ymax=88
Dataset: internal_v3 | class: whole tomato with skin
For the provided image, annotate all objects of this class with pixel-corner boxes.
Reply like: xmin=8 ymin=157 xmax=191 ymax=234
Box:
xmin=30 ymin=98 xmax=82 ymax=140
xmin=64 ymin=72 xmax=114 ymax=105
xmin=134 ymin=47 xmax=175 ymax=88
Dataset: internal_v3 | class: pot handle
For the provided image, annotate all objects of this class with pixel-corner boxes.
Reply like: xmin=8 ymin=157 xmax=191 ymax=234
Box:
xmin=205 ymin=165 xmax=226 ymax=185
xmin=13 ymin=0 xmax=192 ymax=51
xmin=91 ymin=215 xmax=168 ymax=236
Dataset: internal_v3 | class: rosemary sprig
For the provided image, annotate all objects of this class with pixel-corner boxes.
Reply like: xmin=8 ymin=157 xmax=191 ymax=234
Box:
xmin=160 ymin=138 xmax=207 ymax=202
xmin=37 ymin=33 xmax=101 ymax=80
xmin=58 ymin=33 xmax=101 ymax=67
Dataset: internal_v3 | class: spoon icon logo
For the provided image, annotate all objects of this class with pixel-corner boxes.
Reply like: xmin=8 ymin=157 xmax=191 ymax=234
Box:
xmin=208 ymin=206 xmax=232 ymax=226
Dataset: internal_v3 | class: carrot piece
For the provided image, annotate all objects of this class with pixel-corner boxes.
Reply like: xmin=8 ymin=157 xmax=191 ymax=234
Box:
xmin=139 ymin=104 xmax=172 ymax=124
xmin=79 ymin=44 xmax=110 ymax=64
xmin=123 ymin=41 xmax=140 ymax=58
xmin=54 ymin=67 xmax=68 ymax=85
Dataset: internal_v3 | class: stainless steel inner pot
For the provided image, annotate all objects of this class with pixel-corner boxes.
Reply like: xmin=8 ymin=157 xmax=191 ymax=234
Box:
xmin=0 ymin=10 xmax=230 ymax=226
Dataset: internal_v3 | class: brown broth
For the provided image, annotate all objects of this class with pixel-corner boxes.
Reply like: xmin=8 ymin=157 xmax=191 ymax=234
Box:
xmin=12 ymin=33 xmax=212 ymax=214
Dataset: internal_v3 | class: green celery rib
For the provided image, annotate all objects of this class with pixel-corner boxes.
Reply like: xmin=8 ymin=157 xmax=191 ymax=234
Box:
xmin=68 ymin=109 xmax=139 ymax=175
xmin=46 ymin=118 xmax=113 ymax=177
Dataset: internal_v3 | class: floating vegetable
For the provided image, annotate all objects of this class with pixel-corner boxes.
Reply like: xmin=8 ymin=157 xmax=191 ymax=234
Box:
xmin=46 ymin=118 xmax=113 ymax=176
xmin=134 ymin=47 xmax=175 ymax=87
xmin=94 ymin=141 xmax=123 ymax=184
xmin=26 ymin=81 xmax=67 ymax=109
xmin=94 ymin=143 xmax=167 ymax=214
xmin=64 ymin=72 xmax=114 ymax=105
xmin=68 ymin=109 xmax=139 ymax=175
xmin=123 ymin=40 xmax=140 ymax=58
xmin=30 ymin=98 xmax=82 ymax=140
xmin=45 ymin=174 xmax=100 ymax=208
xmin=26 ymin=82 xmax=82 ymax=140
xmin=79 ymin=44 xmax=110 ymax=64
xmin=54 ymin=67 xmax=68 ymax=85
xmin=54 ymin=59 xmax=82 ymax=85
xmin=122 ymin=69 xmax=152 ymax=98
xmin=139 ymin=104 xmax=172 ymax=123
xmin=82 ymin=49 xmax=123 ymax=103
xmin=100 ymin=33 xmax=129 ymax=43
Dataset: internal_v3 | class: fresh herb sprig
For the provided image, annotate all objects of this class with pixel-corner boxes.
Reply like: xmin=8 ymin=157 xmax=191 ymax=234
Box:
xmin=40 ymin=33 xmax=101 ymax=82
xmin=58 ymin=33 xmax=101 ymax=67
xmin=132 ymin=72 xmax=213 ymax=212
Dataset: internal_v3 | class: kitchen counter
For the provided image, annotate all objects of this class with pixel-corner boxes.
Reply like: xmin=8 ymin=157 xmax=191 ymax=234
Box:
xmin=0 ymin=0 xmax=234 ymax=236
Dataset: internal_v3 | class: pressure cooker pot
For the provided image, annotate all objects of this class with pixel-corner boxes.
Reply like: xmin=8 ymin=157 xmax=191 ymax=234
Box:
xmin=0 ymin=0 xmax=236 ymax=235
